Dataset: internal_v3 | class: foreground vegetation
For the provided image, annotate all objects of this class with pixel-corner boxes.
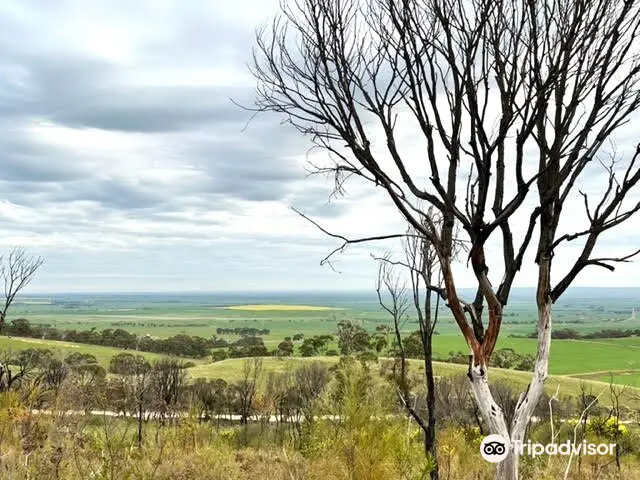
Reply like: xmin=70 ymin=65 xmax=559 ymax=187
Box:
xmin=0 ymin=355 xmax=639 ymax=479
xmin=2 ymin=284 xmax=639 ymax=478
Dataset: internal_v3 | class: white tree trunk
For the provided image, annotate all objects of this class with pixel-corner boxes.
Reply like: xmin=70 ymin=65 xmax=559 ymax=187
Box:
xmin=469 ymin=299 xmax=553 ymax=480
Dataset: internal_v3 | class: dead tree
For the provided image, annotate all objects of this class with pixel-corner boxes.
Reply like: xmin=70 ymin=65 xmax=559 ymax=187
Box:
xmin=237 ymin=357 xmax=263 ymax=426
xmin=0 ymin=248 xmax=44 ymax=328
xmin=375 ymin=210 xmax=459 ymax=479
xmin=150 ymin=358 xmax=186 ymax=427
xmin=250 ymin=1 xmax=640 ymax=478
xmin=377 ymin=257 xmax=444 ymax=476
xmin=127 ymin=356 xmax=152 ymax=448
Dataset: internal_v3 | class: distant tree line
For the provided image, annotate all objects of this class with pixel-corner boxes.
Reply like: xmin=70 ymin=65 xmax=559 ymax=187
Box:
xmin=111 ymin=322 xmax=209 ymax=328
xmin=2 ymin=319 xmax=212 ymax=358
xmin=1 ymin=347 xmax=586 ymax=448
xmin=523 ymin=328 xmax=640 ymax=340
xmin=216 ymin=327 xmax=270 ymax=336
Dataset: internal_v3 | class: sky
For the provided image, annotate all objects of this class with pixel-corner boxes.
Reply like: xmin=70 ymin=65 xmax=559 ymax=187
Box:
xmin=0 ymin=0 xmax=639 ymax=294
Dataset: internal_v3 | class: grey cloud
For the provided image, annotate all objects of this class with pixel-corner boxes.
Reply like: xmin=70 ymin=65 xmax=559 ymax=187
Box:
xmin=56 ymin=179 xmax=166 ymax=210
xmin=1 ymin=54 xmax=250 ymax=133
xmin=0 ymin=0 xmax=257 ymax=135
xmin=297 ymin=201 xmax=350 ymax=218
xmin=0 ymin=8 xmax=323 ymax=207
xmin=0 ymin=128 xmax=94 ymax=182
xmin=206 ymin=153 xmax=300 ymax=202
xmin=140 ymin=12 xmax=255 ymax=68
xmin=177 ymin=117 xmax=314 ymax=203
xmin=46 ymin=85 xmax=250 ymax=134
xmin=0 ymin=0 xmax=355 ymax=259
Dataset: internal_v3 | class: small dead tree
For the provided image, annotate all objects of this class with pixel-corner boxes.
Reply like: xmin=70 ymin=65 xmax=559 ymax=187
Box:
xmin=375 ymin=210 xmax=459 ymax=479
xmin=250 ymin=1 xmax=640 ymax=478
xmin=294 ymin=361 xmax=330 ymax=424
xmin=150 ymin=358 xmax=186 ymax=427
xmin=130 ymin=357 xmax=152 ymax=448
xmin=236 ymin=357 xmax=263 ymax=425
xmin=564 ymin=389 xmax=606 ymax=480
xmin=375 ymin=259 xmax=412 ymax=396
xmin=607 ymin=379 xmax=626 ymax=472
xmin=0 ymin=248 xmax=44 ymax=328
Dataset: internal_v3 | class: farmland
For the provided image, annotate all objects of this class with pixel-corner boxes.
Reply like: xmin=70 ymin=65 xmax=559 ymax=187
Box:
xmin=2 ymin=288 xmax=640 ymax=480
xmin=219 ymin=304 xmax=344 ymax=311
xmin=3 ymin=287 xmax=640 ymax=385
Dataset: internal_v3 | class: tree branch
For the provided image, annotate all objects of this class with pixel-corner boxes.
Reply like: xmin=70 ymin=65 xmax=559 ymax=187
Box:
xmin=292 ymin=207 xmax=411 ymax=271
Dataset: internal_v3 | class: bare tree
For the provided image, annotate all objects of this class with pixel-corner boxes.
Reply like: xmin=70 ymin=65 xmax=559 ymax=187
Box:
xmin=129 ymin=356 xmax=152 ymax=447
xmin=294 ymin=361 xmax=330 ymax=423
xmin=250 ymin=0 xmax=640 ymax=478
xmin=607 ymin=378 xmax=626 ymax=472
xmin=563 ymin=389 xmax=606 ymax=480
xmin=376 ymin=209 xmax=464 ymax=479
xmin=39 ymin=357 xmax=69 ymax=399
xmin=236 ymin=357 xmax=263 ymax=425
xmin=0 ymin=248 xmax=44 ymax=328
xmin=64 ymin=352 xmax=107 ymax=413
xmin=150 ymin=358 xmax=187 ymax=426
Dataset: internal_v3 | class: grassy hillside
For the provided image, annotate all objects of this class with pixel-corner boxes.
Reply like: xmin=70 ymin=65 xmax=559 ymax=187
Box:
xmin=3 ymin=330 xmax=640 ymax=390
xmin=0 ymin=336 xmax=176 ymax=366
xmin=188 ymin=356 xmax=640 ymax=407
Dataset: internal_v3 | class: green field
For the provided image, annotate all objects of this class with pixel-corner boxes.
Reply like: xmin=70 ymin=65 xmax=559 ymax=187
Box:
xmin=188 ymin=355 xmax=341 ymax=379
xmin=3 ymin=333 xmax=638 ymax=378
xmin=0 ymin=336 xmax=170 ymax=366
xmin=11 ymin=306 xmax=348 ymax=346
xmin=219 ymin=304 xmax=344 ymax=311
xmin=3 ymin=289 xmax=640 ymax=388
xmin=574 ymin=370 xmax=640 ymax=387
xmin=11 ymin=289 xmax=639 ymax=342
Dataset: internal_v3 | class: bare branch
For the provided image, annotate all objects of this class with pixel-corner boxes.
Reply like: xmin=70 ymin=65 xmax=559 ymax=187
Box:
xmin=292 ymin=207 xmax=410 ymax=270
xmin=0 ymin=248 xmax=44 ymax=327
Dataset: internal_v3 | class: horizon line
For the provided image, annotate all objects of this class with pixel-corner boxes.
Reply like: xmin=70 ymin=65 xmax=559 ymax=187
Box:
xmin=17 ymin=286 xmax=640 ymax=296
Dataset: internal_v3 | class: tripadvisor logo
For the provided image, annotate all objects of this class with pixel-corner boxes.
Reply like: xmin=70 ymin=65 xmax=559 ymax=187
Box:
xmin=480 ymin=434 xmax=510 ymax=463
xmin=480 ymin=434 xmax=616 ymax=463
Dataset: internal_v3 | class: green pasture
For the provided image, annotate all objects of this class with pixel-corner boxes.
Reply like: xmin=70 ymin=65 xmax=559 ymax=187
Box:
xmin=427 ymin=335 xmax=640 ymax=375
xmin=4 ymin=292 xmax=640 ymax=386
xmin=10 ymin=308 xmax=355 ymax=346
xmin=596 ymin=337 xmax=640 ymax=348
xmin=0 ymin=337 xmax=180 ymax=367
xmin=3 ymin=327 xmax=640 ymax=378
xmin=188 ymin=355 xmax=341 ymax=380
xmin=10 ymin=292 xmax=638 ymax=343
xmin=573 ymin=370 xmax=640 ymax=388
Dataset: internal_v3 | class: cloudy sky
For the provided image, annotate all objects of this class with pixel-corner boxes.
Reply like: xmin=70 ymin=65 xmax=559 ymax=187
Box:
xmin=1 ymin=0 xmax=639 ymax=294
